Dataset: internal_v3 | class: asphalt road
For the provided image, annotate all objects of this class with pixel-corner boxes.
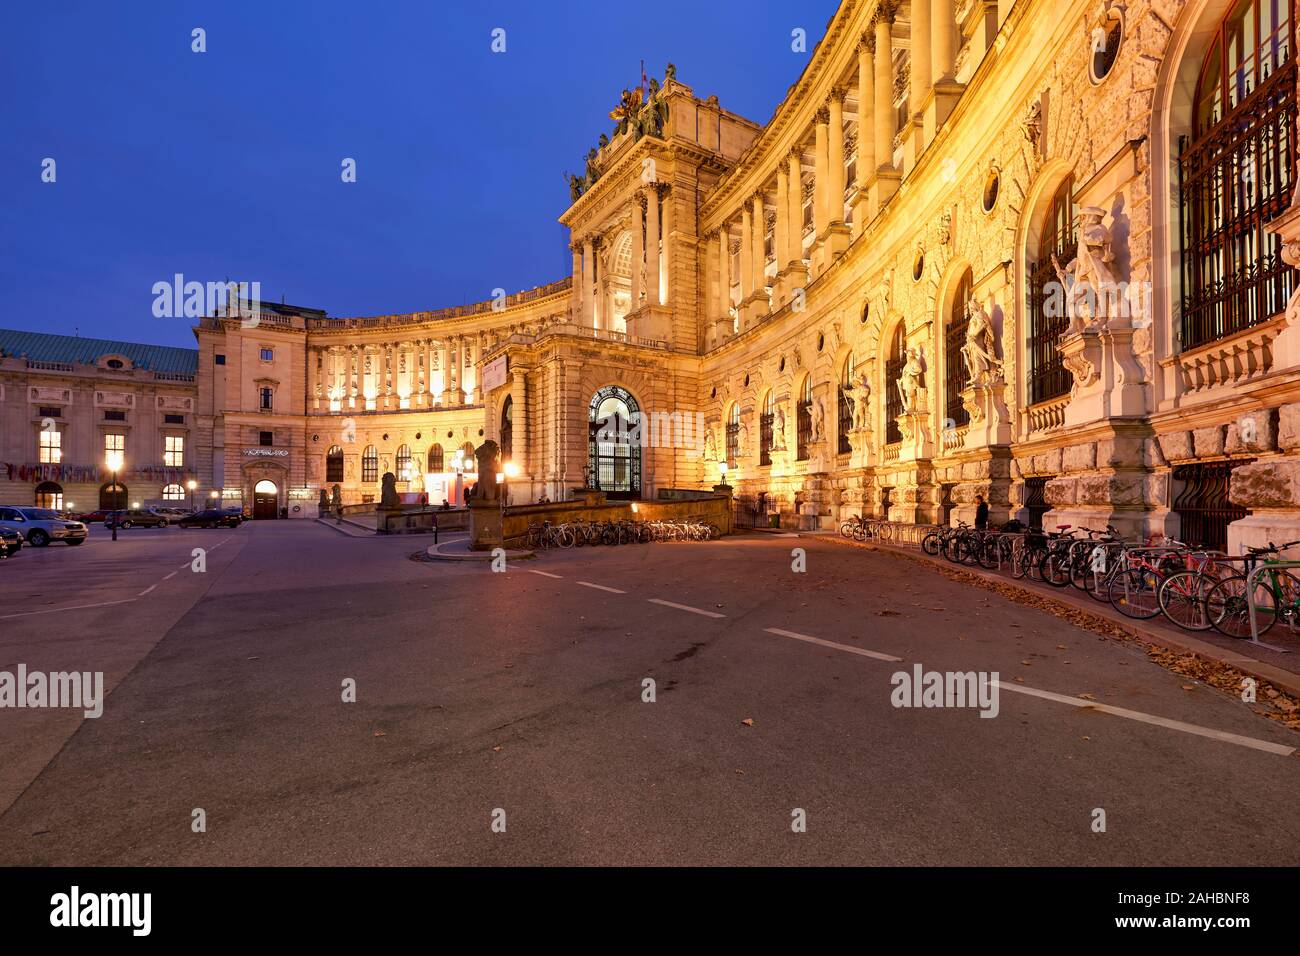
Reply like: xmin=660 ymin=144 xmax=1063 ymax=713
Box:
xmin=0 ymin=520 xmax=1297 ymax=865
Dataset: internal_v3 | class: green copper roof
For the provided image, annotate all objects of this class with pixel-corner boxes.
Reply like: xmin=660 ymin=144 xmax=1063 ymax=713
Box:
xmin=0 ymin=328 xmax=198 ymax=374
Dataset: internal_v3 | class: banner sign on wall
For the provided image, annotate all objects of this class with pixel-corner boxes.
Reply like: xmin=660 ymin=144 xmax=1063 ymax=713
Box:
xmin=481 ymin=356 xmax=508 ymax=393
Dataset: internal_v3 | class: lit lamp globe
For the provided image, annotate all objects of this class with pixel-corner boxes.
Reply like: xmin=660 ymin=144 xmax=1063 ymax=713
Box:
xmin=503 ymin=462 xmax=520 ymax=479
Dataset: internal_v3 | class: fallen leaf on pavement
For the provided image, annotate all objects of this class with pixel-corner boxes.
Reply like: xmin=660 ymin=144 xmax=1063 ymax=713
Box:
xmin=373 ymin=731 xmax=386 ymax=738
xmin=741 ymin=718 xmax=754 ymax=726
xmin=1078 ymin=693 xmax=1096 ymax=701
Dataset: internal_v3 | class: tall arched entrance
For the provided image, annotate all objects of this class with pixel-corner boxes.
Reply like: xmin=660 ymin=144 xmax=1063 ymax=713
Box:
xmin=253 ymin=479 xmax=279 ymax=520
xmin=588 ymin=385 xmax=641 ymax=499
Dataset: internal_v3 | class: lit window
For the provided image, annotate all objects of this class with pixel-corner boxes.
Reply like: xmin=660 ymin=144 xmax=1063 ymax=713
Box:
xmin=105 ymin=433 xmax=125 ymax=456
xmin=162 ymin=483 xmax=185 ymax=501
xmin=362 ymin=445 xmax=378 ymax=483
xmin=39 ymin=429 xmax=62 ymax=464
xmin=164 ymin=435 xmax=184 ymax=467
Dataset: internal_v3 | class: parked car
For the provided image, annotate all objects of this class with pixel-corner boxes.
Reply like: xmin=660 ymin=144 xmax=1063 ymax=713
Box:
xmin=178 ymin=509 xmax=241 ymax=529
xmin=154 ymin=507 xmax=191 ymax=524
xmin=0 ymin=527 xmax=22 ymax=558
xmin=221 ymin=507 xmax=246 ymax=524
xmin=75 ymin=509 xmax=113 ymax=523
xmin=104 ymin=508 xmax=169 ymax=529
xmin=0 ymin=507 xmax=88 ymax=547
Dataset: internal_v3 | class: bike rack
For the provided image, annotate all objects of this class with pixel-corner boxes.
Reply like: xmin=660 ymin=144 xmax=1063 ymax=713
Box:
xmin=1245 ymin=559 xmax=1300 ymax=650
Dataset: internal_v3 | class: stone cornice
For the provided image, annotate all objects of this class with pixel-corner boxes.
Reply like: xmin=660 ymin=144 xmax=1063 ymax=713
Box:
xmin=700 ymin=0 xmax=873 ymax=226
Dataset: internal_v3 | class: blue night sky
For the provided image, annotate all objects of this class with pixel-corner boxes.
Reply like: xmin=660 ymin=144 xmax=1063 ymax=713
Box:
xmin=1 ymin=0 xmax=841 ymax=349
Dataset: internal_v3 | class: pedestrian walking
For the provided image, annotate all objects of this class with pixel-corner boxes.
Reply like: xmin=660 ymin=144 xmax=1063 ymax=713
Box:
xmin=975 ymin=494 xmax=989 ymax=530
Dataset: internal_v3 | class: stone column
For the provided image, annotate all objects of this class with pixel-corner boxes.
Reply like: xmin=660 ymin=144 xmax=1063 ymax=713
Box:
xmin=854 ymin=38 xmax=874 ymax=234
xmin=645 ymin=188 xmax=660 ymax=307
xmin=581 ymin=239 xmax=595 ymax=327
xmin=422 ymin=339 xmax=433 ymax=407
xmin=828 ymin=91 xmax=846 ymax=226
xmin=630 ymin=194 xmax=644 ymax=311
xmin=933 ymin=0 xmax=955 ymax=82
xmin=751 ymin=192 xmax=766 ymax=314
xmin=349 ymin=345 xmax=360 ymax=409
xmin=307 ymin=347 xmax=319 ymax=412
xmin=570 ymin=245 xmax=583 ymax=319
xmin=440 ymin=340 xmax=453 ymax=406
xmin=873 ymin=14 xmax=894 ymax=171
xmin=775 ymin=165 xmax=789 ymax=293
xmin=786 ymin=151 xmax=805 ymax=270
xmin=509 ymin=368 xmax=527 ymax=475
xmin=912 ymin=0 xmax=932 ymax=120
xmin=813 ymin=109 xmax=829 ymax=240
xmin=717 ymin=228 xmax=731 ymax=330
xmin=662 ymin=186 xmax=673 ymax=307
xmin=739 ymin=203 xmax=753 ymax=317
xmin=471 ymin=336 xmax=482 ymax=404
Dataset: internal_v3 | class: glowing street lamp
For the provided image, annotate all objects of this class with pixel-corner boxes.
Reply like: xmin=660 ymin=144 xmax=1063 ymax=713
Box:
xmin=503 ymin=461 xmax=520 ymax=479
xmin=186 ymin=478 xmax=197 ymax=512
xmin=105 ymin=449 xmax=124 ymax=541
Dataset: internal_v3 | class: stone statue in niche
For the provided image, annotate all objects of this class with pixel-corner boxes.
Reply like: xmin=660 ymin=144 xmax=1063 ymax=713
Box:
xmin=812 ymin=398 xmax=826 ymax=442
xmin=1052 ymin=206 xmax=1118 ymax=334
xmin=897 ymin=347 xmax=926 ymax=414
xmin=846 ymin=372 xmax=872 ymax=430
xmin=960 ymin=298 xmax=1002 ymax=385
xmin=772 ymin=403 xmax=788 ymax=451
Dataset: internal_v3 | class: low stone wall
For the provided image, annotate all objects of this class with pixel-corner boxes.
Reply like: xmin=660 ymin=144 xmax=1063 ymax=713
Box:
xmin=496 ymin=493 xmax=734 ymax=545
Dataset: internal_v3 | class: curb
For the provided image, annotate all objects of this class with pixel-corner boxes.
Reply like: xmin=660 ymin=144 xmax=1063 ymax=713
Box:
xmin=424 ymin=539 xmax=535 ymax=562
xmin=314 ymin=518 xmax=374 ymax=538
xmin=825 ymin=535 xmax=1300 ymax=700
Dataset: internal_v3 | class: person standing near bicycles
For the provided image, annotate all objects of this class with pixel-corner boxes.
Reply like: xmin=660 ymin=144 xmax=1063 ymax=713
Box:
xmin=974 ymin=495 xmax=989 ymax=531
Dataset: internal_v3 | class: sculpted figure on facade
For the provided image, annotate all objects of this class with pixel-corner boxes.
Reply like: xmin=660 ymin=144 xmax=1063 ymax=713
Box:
xmin=1051 ymin=206 xmax=1118 ymax=334
xmin=772 ymin=403 xmax=788 ymax=451
xmin=812 ymin=397 xmax=826 ymax=442
xmin=960 ymin=298 xmax=1002 ymax=385
xmin=897 ymin=347 xmax=926 ymax=414
xmin=846 ymin=372 xmax=872 ymax=430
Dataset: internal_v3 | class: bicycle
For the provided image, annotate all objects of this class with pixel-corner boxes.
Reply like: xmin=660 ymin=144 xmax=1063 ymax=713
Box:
xmin=1204 ymin=541 xmax=1300 ymax=639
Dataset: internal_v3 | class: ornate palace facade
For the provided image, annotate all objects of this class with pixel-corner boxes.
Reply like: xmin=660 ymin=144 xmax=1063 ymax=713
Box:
xmin=4 ymin=0 xmax=1297 ymax=552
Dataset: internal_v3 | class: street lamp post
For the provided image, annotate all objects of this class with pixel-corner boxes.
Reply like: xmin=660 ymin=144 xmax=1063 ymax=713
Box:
xmin=186 ymin=479 xmax=197 ymax=512
xmin=105 ymin=450 xmax=123 ymax=541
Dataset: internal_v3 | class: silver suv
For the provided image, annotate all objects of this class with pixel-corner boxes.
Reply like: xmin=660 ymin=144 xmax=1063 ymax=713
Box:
xmin=0 ymin=507 xmax=88 ymax=547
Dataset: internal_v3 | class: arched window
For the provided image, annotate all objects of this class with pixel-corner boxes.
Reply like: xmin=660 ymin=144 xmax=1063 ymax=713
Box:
xmin=500 ymin=395 xmax=513 ymax=459
xmin=1180 ymin=0 xmax=1295 ymax=350
xmin=759 ymin=391 xmax=775 ymax=467
xmin=428 ymin=444 xmax=444 ymax=473
xmin=587 ymin=385 xmax=641 ymax=499
xmin=725 ymin=403 xmax=740 ymax=468
xmin=837 ymin=353 xmax=855 ymax=455
xmin=99 ymin=482 xmax=126 ymax=510
xmin=326 ymin=445 xmax=344 ymax=483
xmin=361 ymin=445 xmax=378 ymax=483
xmin=796 ymin=376 xmax=813 ymax=461
xmin=34 ymin=481 xmax=63 ymax=510
xmin=946 ymin=270 xmax=974 ymax=428
xmin=161 ymin=483 xmax=185 ymax=501
xmin=1027 ymin=177 xmax=1076 ymax=404
xmin=885 ymin=325 xmax=907 ymax=443
xmin=395 ymin=444 xmax=412 ymax=481
xmin=461 ymin=442 xmax=475 ymax=461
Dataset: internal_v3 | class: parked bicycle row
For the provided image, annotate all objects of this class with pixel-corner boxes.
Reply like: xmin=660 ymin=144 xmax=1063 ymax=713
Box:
xmin=839 ymin=515 xmax=1300 ymax=640
xmin=523 ymin=517 xmax=721 ymax=550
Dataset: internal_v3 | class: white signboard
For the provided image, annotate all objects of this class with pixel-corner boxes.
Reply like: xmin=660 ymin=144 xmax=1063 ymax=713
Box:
xmin=481 ymin=355 xmax=508 ymax=393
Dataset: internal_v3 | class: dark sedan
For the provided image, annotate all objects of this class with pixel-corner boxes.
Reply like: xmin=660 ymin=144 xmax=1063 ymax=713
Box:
xmin=178 ymin=509 xmax=241 ymax=529
xmin=0 ymin=527 xmax=21 ymax=558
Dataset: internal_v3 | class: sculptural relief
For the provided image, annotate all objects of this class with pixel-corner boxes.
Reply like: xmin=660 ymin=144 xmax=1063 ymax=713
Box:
xmin=1051 ymin=206 xmax=1118 ymax=334
xmin=959 ymin=298 xmax=1002 ymax=385
xmin=845 ymin=372 xmax=872 ymax=430
xmin=897 ymin=347 xmax=926 ymax=414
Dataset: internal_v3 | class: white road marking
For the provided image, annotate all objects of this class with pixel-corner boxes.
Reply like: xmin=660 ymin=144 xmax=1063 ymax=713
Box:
xmin=138 ymin=584 xmax=158 ymax=596
xmin=764 ymin=627 xmax=903 ymax=662
xmin=527 ymin=569 xmax=563 ymax=579
xmin=164 ymin=571 xmax=178 ymax=580
xmin=995 ymin=681 xmax=1295 ymax=757
xmin=578 ymin=581 xmax=626 ymax=594
xmin=648 ymin=598 xmax=725 ymax=619
xmin=0 ymin=598 xmax=137 ymax=620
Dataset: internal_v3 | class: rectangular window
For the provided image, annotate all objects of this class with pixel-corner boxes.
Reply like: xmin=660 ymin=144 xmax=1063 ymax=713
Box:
xmin=164 ymin=435 xmax=184 ymax=467
xmin=39 ymin=429 xmax=62 ymax=464
xmin=105 ymin=433 xmax=125 ymax=455
xmin=260 ymin=348 xmax=274 ymax=362
xmin=260 ymin=387 xmax=273 ymax=411
xmin=164 ymin=414 xmax=184 ymax=425
xmin=259 ymin=431 xmax=273 ymax=447
xmin=104 ymin=410 xmax=126 ymax=421
xmin=215 ymin=354 xmax=226 ymax=365
xmin=38 ymin=406 xmax=62 ymax=418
